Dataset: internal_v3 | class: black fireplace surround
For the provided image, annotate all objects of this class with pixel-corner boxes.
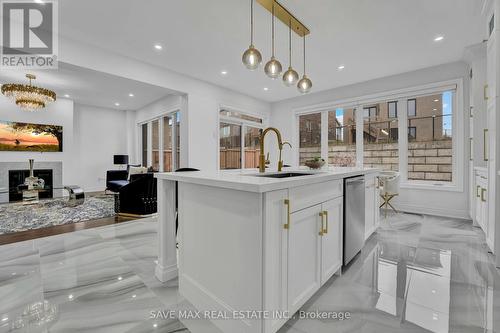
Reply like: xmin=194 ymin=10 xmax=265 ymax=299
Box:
xmin=8 ymin=169 xmax=53 ymax=202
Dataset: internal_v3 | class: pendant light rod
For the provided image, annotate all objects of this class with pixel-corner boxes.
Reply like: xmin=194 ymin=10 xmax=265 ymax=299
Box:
xmin=288 ymin=19 xmax=292 ymax=66
xmin=303 ymin=34 xmax=306 ymax=74
xmin=271 ymin=1 xmax=275 ymax=57
xmin=250 ymin=0 xmax=254 ymax=44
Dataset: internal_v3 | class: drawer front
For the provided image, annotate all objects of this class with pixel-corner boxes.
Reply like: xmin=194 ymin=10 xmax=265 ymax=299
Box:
xmin=288 ymin=180 xmax=343 ymax=213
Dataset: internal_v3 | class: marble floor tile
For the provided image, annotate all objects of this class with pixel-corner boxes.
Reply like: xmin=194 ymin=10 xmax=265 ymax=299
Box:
xmin=1 ymin=212 xmax=500 ymax=333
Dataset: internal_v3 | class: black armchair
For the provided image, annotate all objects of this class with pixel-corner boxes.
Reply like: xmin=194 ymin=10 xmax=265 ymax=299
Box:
xmin=117 ymin=173 xmax=157 ymax=215
xmin=106 ymin=170 xmax=128 ymax=192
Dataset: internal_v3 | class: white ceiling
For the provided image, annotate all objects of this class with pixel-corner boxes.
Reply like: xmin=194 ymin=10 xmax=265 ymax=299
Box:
xmin=57 ymin=1 xmax=484 ymax=102
xmin=0 ymin=63 xmax=176 ymax=110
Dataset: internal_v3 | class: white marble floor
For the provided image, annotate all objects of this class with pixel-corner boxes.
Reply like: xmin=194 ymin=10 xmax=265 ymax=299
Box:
xmin=0 ymin=212 xmax=499 ymax=333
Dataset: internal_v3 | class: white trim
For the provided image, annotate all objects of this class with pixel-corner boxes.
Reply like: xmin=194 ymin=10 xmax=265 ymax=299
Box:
xmin=396 ymin=202 xmax=470 ymax=220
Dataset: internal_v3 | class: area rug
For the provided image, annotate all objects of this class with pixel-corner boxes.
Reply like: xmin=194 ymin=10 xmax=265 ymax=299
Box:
xmin=0 ymin=195 xmax=115 ymax=234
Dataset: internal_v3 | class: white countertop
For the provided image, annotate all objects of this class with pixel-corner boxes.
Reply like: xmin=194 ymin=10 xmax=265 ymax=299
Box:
xmin=155 ymin=167 xmax=379 ymax=193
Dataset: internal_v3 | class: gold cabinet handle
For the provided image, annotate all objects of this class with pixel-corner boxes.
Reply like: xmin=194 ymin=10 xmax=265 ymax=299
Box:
xmin=284 ymin=199 xmax=290 ymax=230
xmin=481 ymin=188 xmax=487 ymax=202
xmin=319 ymin=211 xmax=324 ymax=236
xmin=484 ymin=129 xmax=489 ymax=162
xmin=484 ymin=84 xmax=489 ymax=100
xmin=477 ymin=185 xmax=481 ymax=197
xmin=324 ymin=211 xmax=328 ymax=234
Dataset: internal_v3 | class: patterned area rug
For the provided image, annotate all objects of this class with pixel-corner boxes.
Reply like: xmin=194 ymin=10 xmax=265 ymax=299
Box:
xmin=0 ymin=195 xmax=115 ymax=234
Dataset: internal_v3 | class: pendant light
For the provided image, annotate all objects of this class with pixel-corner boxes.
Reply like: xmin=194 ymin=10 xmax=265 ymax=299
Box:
xmin=242 ymin=0 xmax=262 ymax=70
xmin=297 ymin=34 xmax=312 ymax=94
xmin=264 ymin=1 xmax=282 ymax=79
xmin=282 ymin=20 xmax=299 ymax=86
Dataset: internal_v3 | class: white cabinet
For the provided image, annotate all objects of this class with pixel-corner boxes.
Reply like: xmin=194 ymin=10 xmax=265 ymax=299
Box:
xmin=287 ymin=204 xmax=322 ymax=314
xmin=474 ymin=168 xmax=492 ymax=249
xmin=320 ymin=197 xmax=343 ymax=284
xmin=365 ymin=173 xmax=380 ymax=240
xmin=287 ymin=193 xmax=343 ymax=315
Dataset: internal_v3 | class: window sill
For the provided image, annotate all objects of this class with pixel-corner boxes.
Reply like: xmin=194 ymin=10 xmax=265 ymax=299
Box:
xmin=400 ymin=181 xmax=462 ymax=192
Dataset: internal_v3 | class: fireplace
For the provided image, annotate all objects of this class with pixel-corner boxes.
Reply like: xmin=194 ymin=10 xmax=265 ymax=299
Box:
xmin=9 ymin=169 xmax=53 ymax=202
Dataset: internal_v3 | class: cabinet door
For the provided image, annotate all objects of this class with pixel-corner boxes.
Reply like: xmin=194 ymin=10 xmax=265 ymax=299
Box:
xmin=320 ymin=197 xmax=343 ymax=284
xmin=288 ymin=204 xmax=322 ymax=314
xmin=475 ymin=184 xmax=482 ymax=228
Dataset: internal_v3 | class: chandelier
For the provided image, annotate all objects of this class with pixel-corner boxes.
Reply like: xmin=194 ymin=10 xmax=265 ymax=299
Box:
xmin=1 ymin=74 xmax=56 ymax=111
xmin=242 ymin=0 xmax=312 ymax=94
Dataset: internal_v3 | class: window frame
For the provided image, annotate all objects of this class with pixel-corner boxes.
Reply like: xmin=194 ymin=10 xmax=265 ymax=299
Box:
xmin=388 ymin=101 xmax=398 ymax=118
xmin=407 ymin=98 xmax=417 ymax=117
xmin=408 ymin=126 xmax=417 ymax=141
xmin=138 ymin=109 xmax=180 ymax=172
xmin=292 ymin=78 xmax=464 ymax=192
xmin=217 ymin=106 xmax=267 ymax=171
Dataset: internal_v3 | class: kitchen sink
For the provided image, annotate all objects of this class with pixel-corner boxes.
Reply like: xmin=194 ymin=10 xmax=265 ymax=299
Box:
xmin=252 ymin=172 xmax=318 ymax=178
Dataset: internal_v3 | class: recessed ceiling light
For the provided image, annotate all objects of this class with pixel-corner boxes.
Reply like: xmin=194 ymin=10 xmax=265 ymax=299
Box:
xmin=337 ymin=65 xmax=345 ymax=71
xmin=434 ymin=36 xmax=444 ymax=42
xmin=434 ymin=99 xmax=439 ymax=102
xmin=1 ymin=317 xmax=8 ymax=322
xmin=221 ymin=70 xmax=228 ymax=75
xmin=433 ymin=108 xmax=437 ymax=111
xmin=154 ymin=44 xmax=163 ymax=50
xmin=115 ymin=102 xmax=120 ymax=106
xmin=64 ymin=94 xmax=70 ymax=98
xmin=128 ymin=93 xmax=134 ymax=97
xmin=263 ymin=87 xmax=269 ymax=91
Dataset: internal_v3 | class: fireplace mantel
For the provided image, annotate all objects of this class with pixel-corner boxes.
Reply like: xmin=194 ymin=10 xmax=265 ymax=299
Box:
xmin=0 ymin=162 xmax=63 ymax=204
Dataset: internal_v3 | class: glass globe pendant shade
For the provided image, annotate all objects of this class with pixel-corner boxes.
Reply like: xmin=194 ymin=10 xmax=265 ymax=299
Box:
xmin=297 ymin=75 xmax=312 ymax=94
xmin=242 ymin=45 xmax=262 ymax=70
xmin=282 ymin=66 xmax=299 ymax=86
xmin=264 ymin=57 xmax=282 ymax=79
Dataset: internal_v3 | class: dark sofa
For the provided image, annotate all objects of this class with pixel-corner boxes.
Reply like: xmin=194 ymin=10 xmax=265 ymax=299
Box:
xmin=106 ymin=170 xmax=157 ymax=215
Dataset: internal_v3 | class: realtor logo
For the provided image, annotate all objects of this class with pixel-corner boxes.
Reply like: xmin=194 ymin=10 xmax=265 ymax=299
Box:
xmin=1 ymin=0 xmax=58 ymax=69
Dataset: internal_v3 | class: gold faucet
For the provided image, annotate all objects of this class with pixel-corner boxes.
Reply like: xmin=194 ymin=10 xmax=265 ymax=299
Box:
xmin=259 ymin=127 xmax=292 ymax=173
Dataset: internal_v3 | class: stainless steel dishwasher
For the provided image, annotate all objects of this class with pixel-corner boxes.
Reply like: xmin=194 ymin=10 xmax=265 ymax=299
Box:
xmin=343 ymin=176 xmax=365 ymax=266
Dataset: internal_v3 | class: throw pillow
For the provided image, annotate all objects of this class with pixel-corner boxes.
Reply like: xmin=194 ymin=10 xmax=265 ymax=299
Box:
xmin=128 ymin=166 xmax=148 ymax=181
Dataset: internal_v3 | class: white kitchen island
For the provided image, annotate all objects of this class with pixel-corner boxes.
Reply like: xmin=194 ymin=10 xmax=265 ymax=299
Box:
xmin=155 ymin=167 xmax=379 ymax=333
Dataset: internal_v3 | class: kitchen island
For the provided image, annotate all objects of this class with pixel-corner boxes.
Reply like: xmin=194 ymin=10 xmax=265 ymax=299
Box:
xmin=155 ymin=167 xmax=379 ymax=333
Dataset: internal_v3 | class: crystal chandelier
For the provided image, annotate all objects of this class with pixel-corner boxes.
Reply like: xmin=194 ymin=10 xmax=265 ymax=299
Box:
xmin=1 ymin=74 xmax=56 ymax=111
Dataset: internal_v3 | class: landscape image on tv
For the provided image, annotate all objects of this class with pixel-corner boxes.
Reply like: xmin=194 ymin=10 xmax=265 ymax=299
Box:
xmin=0 ymin=121 xmax=63 ymax=152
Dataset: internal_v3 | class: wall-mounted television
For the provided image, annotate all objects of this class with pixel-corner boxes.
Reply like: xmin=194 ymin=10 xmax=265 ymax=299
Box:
xmin=0 ymin=120 xmax=63 ymax=152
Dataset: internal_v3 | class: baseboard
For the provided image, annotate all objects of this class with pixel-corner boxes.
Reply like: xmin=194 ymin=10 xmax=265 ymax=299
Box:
xmin=155 ymin=262 xmax=178 ymax=282
xmin=395 ymin=203 xmax=471 ymax=220
xmin=180 ymin=274 xmax=256 ymax=333
xmin=118 ymin=212 xmax=157 ymax=218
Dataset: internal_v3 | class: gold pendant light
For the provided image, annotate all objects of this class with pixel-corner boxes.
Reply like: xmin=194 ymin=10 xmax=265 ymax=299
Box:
xmin=282 ymin=19 xmax=299 ymax=86
xmin=1 ymin=74 xmax=56 ymax=111
xmin=297 ymin=34 xmax=312 ymax=94
xmin=264 ymin=1 xmax=282 ymax=79
xmin=242 ymin=0 xmax=262 ymax=70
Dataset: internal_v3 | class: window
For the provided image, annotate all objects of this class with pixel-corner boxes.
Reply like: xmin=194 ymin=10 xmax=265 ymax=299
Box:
xmin=407 ymin=91 xmax=453 ymax=183
xmin=140 ymin=111 xmax=180 ymax=172
xmin=363 ymin=101 xmax=399 ymax=171
xmin=408 ymin=127 xmax=416 ymax=141
xmin=219 ymin=123 xmax=241 ymax=169
xmin=408 ymin=99 xmax=416 ymax=117
xmin=299 ymin=113 xmax=322 ymax=165
xmin=388 ymin=101 xmax=397 ymax=118
xmin=328 ymin=108 xmax=356 ymax=167
xmin=364 ymin=106 xmax=378 ymax=118
xmin=219 ymin=109 xmax=265 ymax=170
xmin=152 ymin=120 xmax=160 ymax=171
xmin=141 ymin=124 xmax=148 ymax=167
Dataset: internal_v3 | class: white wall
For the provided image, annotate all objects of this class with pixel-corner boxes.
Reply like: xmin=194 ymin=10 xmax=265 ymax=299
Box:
xmin=0 ymin=97 xmax=76 ymax=186
xmin=270 ymin=62 xmax=471 ymax=219
xmin=0 ymin=97 xmax=128 ymax=192
xmin=59 ymin=38 xmax=271 ymax=172
xmin=73 ymin=104 xmax=128 ymax=192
